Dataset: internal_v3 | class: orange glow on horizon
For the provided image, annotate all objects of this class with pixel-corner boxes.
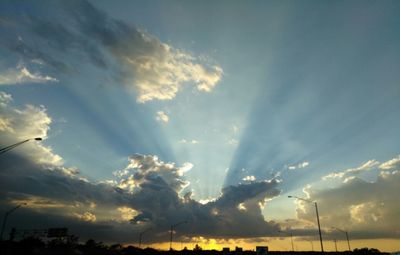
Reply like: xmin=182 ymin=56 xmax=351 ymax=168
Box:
xmin=126 ymin=237 xmax=400 ymax=252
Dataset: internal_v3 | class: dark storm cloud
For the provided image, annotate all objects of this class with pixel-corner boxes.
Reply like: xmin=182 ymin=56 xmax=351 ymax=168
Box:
xmin=114 ymin=154 xmax=282 ymax=239
xmin=0 ymin=153 xmax=128 ymax=207
xmin=0 ymin=151 xmax=282 ymax=243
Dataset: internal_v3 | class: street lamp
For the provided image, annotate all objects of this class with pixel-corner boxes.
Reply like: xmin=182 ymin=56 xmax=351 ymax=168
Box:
xmin=288 ymin=195 xmax=324 ymax=252
xmin=169 ymin=220 xmax=187 ymax=251
xmin=278 ymin=230 xmax=294 ymax=252
xmin=309 ymin=240 xmax=314 ymax=251
xmin=138 ymin=228 xmax=152 ymax=248
xmin=0 ymin=138 xmax=42 ymax=155
xmin=332 ymin=227 xmax=351 ymax=252
xmin=0 ymin=203 xmax=27 ymax=240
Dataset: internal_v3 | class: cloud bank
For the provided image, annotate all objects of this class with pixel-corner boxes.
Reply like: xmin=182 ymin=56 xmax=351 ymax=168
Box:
xmin=0 ymin=152 xmax=282 ymax=242
xmin=294 ymin=156 xmax=400 ymax=239
xmin=0 ymin=0 xmax=222 ymax=102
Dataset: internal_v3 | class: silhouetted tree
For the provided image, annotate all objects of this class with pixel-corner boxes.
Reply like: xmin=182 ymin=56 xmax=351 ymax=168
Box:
xmin=194 ymin=244 xmax=202 ymax=251
xmin=19 ymin=236 xmax=45 ymax=255
xmin=353 ymin=248 xmax=381 ymax=255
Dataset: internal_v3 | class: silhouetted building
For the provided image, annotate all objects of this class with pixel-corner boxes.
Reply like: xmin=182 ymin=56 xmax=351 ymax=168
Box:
xmin=256 ymin=246 xmax=268 ymax=255
xmin=235 ymin=246 xmax=243 ymax=255
xmin=223 ymin=247 xmax=230 ymax=255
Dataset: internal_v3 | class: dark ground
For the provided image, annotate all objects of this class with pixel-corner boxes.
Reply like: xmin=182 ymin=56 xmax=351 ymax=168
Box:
xmin=0 ymin=237 xmax=388 ymax=255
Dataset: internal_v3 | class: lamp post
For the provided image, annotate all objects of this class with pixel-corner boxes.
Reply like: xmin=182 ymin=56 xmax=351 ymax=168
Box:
xmin=138 ymin=228 xmax=152 ymax=248
xmin=334 ymin=239 xmax=338 ymax=252
xmin=169 ymin=220 xmax=187 ymax=251
xmin=0 ymin=138 xmax=42 ymax=155
xmin=278 ymin=230 xmax=294 ymax=252
xmin=332 ymin=227 xmax=351 ymax=252
xmin=288 ymin=195 xmax=324 ymax=252
xmin=0 ymin=203 xmax=26 ymax=240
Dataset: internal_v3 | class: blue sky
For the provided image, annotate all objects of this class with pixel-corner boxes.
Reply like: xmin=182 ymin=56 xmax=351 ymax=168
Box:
xmin=1 ymin=0 xmax=400 ymax=251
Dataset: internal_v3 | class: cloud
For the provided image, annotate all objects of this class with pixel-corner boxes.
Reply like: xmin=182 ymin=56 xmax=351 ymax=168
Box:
xmin=242 ymin=175 xmax=256 ymax=182
xmin=179 ymin=139 xmax=200 ymax=144
xmin=0 ymin=91 xmax=63 ymax=165
xmin=294 ymin=156 xmax=400 ymax=239
xmin=155 ymin=111 xmax=169 ymax=123
xmin=322 ymin=159 xmax=379 ymax=180
xmin=117 ymin=206 xmax=138 ymax=221
xmin=10 ymin=194 xmax=71 ymax=210
xmin=0 ymin=64 xmax=58 ymax=85
xmin=74 ymin=212 xmax=97 ymax=222
xmin=288 ymin=161 xmax=309 ymax=170
xmin=117 ymin=36 xmax=223 ymax=102
xmin=114 ymin=154 xmax=193 ymax=193
xmin=0 ymin=0 xmax=222 ymax=102
xmin=0 ymin=150 xmax=282 ymax=242
xmin=379 ymin=155 xmax=400 ymax=170
xmin=227 ymin=138 xmax=239 ymax=146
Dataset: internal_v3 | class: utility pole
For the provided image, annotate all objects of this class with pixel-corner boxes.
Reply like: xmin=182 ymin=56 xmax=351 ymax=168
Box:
xmin=332 ymin=227 xmax=351 ymax=252
xmin=169 ymin=220 xmax=187 ymax=250
xmin=138 ymin=228 xmax=151 ymax=248
xmin=278 ymin=230 xmax=294 ymax=252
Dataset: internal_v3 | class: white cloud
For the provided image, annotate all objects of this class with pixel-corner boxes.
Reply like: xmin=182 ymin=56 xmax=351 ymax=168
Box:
xmin=0 ymin=64 xmax=58 ymax=85
xmin=379 ymin=155 xmax=400 ymax=170
xmin=227 ymin=138 xmax=239 ymax=146
xmin=121 ymin=37 xmax=223 ymax=102
xmin=0 ymin=91 xmax=63 ymax=165
xmin=100 ymin=26 xmax=223 ymax=103
xmin=322 ymin=159 xmax=379 ymax=180
xmin=179 ymin=139 xmax=200 ymax=144
xmin=322 ymin=171 xmax=346 ymax=180
xmin=115 ymin=154 xmax=192 ymax=193
xmin=155 ymin=110 xmax=169 ymax=123
xmin=242 ymin=175 xmax=256 ymax=182
xmin=288 ymin=161 xmax=309 ymax=170
xmin=198 ymin=197 xmax=217 ymax=205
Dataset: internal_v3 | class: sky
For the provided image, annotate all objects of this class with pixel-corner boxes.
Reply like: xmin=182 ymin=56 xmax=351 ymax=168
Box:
xmin=0 ymin=0 xmax=399 ymax=252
